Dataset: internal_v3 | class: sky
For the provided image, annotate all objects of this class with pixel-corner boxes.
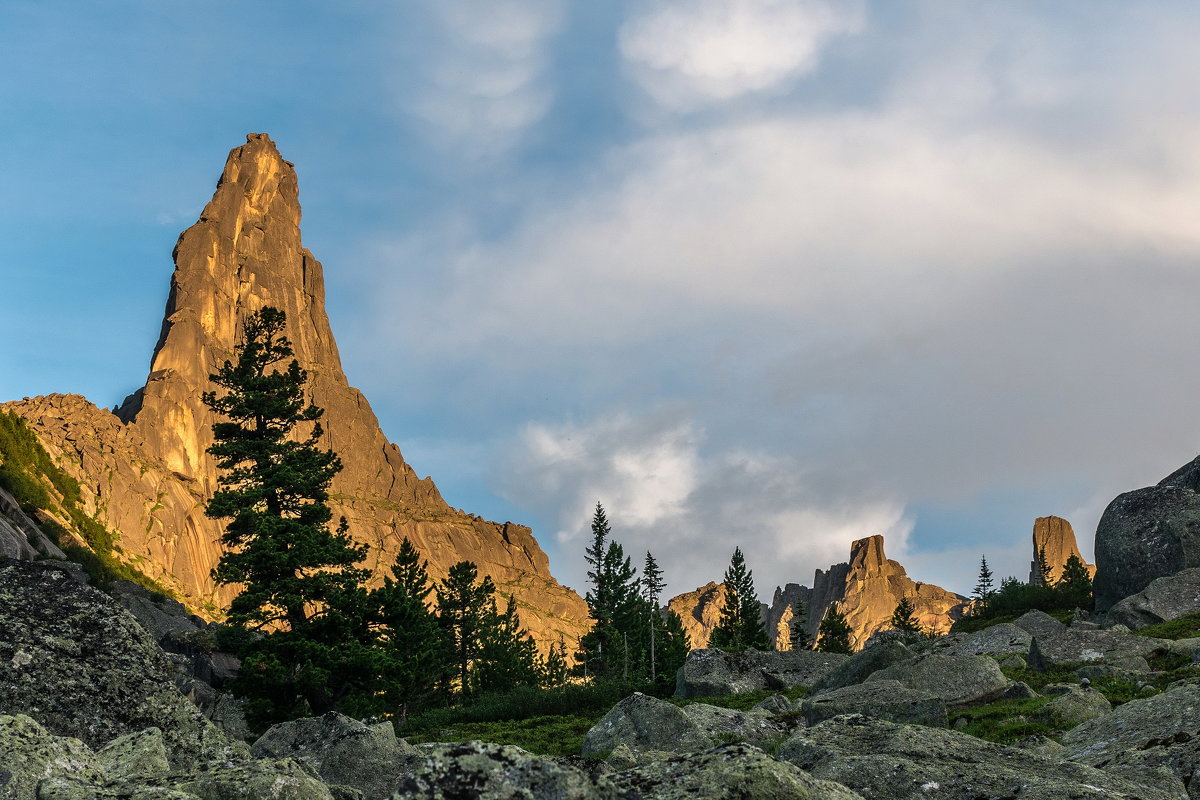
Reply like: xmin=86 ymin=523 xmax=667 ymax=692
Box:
xmin=4 ymin=1 xmax=1200 ymax=602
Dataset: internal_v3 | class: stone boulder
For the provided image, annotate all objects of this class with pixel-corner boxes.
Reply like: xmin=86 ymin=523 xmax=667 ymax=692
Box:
xmin=934 ymin=623 xmax=1032 ymax=657
xmin=864 ymin=653 xmax=1012 ymax=709
xmin=802 ymin=681 xmax=947 ymax=728
xmin=1026 ymin=627 xmax=1168 ymax=671
xmin=1036 ymin=685 xmax=1111 ymax=727
xmin=581 ymin=694 xmax=714 ymax=757
xmin=1011 ymin=609 xmax=1068 ymax=638
xmin=675 ymin=648 xmax=847 ymax=699
xmin=0 ymin=715 xmax=103 ymax=800
xmin=1093 ymin=482 xmax=1200 ymax=612
xmin=809 ymin=641 xmax=915 ymax=695
xmin=251 ymin=712 xmax=420 ymax=799
xmin=0 ymin=559 xmax=248 ymax=769
xmin=95 ymin=729 xmax=171 ymax=780
xmin=778 ymin=714 xmax=1185 ymax=800
xmin=1064 ymin=683 xmax=1200 ymax=795
xmin=1106 ymin=567 xmax=1200 ymax=630
xmin=394 ymin=742 xmax=600 ymax=800
xmin=678 ymin=704 xmax=788 ymax=748
xmin=606 ymin=744 xmax=865 ymax=800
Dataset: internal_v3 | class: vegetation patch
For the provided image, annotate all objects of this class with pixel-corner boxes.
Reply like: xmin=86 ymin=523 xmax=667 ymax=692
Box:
xmin=1136 ymin=612 xmax=1200 ymax=641
xmin=954 ymin=696 xmax=1059 ymax=743
xmin=404 ymin=714 xmax=597 ymax=757
xmin=672 ymin=685 xmax=810 ymax=711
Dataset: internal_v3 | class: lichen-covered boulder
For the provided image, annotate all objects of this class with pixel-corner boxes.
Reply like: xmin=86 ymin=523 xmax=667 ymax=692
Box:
xmin=608 ymin=744 xmax=864 ymax=800
xmin=802 ymin=680 xmax=947 ymax=728
xmin=179 ymin=759 xmax=335 ymax=800
xmin=864 ymin=653 xmax=1012 ymax=709
xmin=35 ymin=777 xmax=196 ymax=799
xmin=1106 ymin=568 xmax=1200 ymax=630
xmin=675 ymin=649 xmax=847 ymax=699
xmin=1036 ymin=685 xmax=1111 ymax=728
xmin=1093 ymin=482 xmax=1200 ymax=612
xmin=1027 ymin=627 xmax=1168 ymax=671
xmin=778 ymin=714 xmax=1185 ymax=800
xmin=678 ymin=704 xmax=788 ymax=748
xmin=95 ymin=729 xmax=170 ymax=780
xmin=0 ymin=714 xmax=103 ymax=800
xmin=251 ymin=712 xmax=419 ymax=799
xmin=0 ymin=560 xmax=248 ymax=769
xmin=393 ymin=742 xmax=601 ymax=799
xmin=809 ymin=641 xmax=914 ymax=696
xmin=1064 ymin=684 xmax=1200 ymax=794
xmin=1011 ymin=609 xmax=1068 ymax=638
xmin=581 ymin=694 xmax=714 ymax=757
xmin=936 ymin=623 xmax=1032 ymax=657
xmin=750 ymin=694 xmax=794 ymax=714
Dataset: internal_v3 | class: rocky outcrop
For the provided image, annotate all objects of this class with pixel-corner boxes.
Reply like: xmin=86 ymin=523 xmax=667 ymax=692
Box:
xmin=0 ymin=559 xmax=247 ymax=769
xmin=777 ymin=714 xmax=1184 ymax=800
xmin=864 ymin=653 xmax=1014 ymax=710
xmin=1029 ymin=515 xmax=1095 ymax=584
xmin=802 ymin=681 xmax=948 ymax=728
xmin=674 ymin=648 xmax=847 ymax=699
xmin=2 ymin=134 xmax=589 ymax=650
xmin=0 ymin=484 xmax=64 ymax=562
xmin=764 ymin=582 xmax=812 ymax=650
xmin=664 ymin=582 xmax=729 ymax=650
xmin=1107 ymin=567 xmax=1200 ymax=630
xmin=1094 ymin=458 xmax=1200 ymax=611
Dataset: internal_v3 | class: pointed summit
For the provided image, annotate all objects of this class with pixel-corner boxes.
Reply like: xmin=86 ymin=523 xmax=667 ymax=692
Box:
xmin=8 ymin=135 xmax=590 ymax=649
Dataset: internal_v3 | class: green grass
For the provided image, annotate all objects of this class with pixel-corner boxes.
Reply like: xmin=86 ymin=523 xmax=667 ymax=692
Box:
xmin=404 ymin=714 xmax=597 ymax=757
xmin=951 ymin=609 xmax=1074 ymax=635
xmin=1136 ymin=612 xmax=1200 ymax=641
xmin=954 ymin=696 xmax=1059 ymax=744
xmin=671 ymin=685 xmax=810 ymax=711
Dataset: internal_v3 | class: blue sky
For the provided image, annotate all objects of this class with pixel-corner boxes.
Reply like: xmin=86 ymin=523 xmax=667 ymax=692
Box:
xmin=5 ymin=1 xmax=1200 ymax=600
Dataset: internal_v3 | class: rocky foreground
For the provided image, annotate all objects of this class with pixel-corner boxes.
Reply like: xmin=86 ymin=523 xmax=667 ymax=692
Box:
xmin=8 ymin=556 xmax=1200 ymax=799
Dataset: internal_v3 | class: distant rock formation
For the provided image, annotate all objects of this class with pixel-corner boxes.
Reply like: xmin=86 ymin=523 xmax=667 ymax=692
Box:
xmin=669 ymin=535 xmax=971 ymax=653
xmin=3 ymin=134 xmax=589 ymax=649
xmin=666 ymin=581 xmax=730 ymax=649
xmin=1029 ymin=516 xmax=1095 ymax=584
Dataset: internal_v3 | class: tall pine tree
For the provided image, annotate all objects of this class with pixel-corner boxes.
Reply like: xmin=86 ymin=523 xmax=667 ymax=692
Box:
xmin=709 ymin=547 xmax=770 ymax=652
xmin=890 ymin=597 xmax=922 ymax=633
xmin=790 ymin=598 xmax=811 ymax=650
xmin=203 ymin=306 xmax=371 ymax=723
xmin=973 ymin=555 xmax=995 ymax=602
xmin=816 ymin=604 xmax=853 ymax=653
xmin=436 ymin=560 xmax=497 ymax=697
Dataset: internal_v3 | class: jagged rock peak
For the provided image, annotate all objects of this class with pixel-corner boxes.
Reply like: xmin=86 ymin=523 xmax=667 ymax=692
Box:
xmin=6 ymin=134 xmax=590 ymax=650
xmin=1029 ymin=516 xmax=1095 ymax=584
xmin=848 ymin=534 xmax=886 ymax=571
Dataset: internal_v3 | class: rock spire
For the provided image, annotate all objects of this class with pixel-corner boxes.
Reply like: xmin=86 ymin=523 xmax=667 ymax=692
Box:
xmin=6 ymin=134 xmax=589 ymax=648
xmin=1029 ymin=516 xmax=1095 ymax=585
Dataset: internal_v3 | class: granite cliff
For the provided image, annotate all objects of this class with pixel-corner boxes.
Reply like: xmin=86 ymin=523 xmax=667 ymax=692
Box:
xmin=1028 ymin=515 xmax=1095 ymax=584
xmin=3 ymin=134 xmax=589 ymax=648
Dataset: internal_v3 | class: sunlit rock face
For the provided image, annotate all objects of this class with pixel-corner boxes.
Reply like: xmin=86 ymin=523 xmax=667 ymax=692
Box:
xmin=1028 ymin=515 xmax=1095 ymax=585
xmin=4 ymin=134 xmax=590 ymax=649
xmin=669 ymin=534 xmax=971 ymax=653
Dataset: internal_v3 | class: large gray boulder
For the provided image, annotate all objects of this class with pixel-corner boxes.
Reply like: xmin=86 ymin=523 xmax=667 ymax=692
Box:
xmin=809 ymin=641 xmax=914 ymax=695
xmin=1027 ymin=627 xmax=1169 ymax=671
xmin=1107 ymin=567 xmax=1200 ymax=630
xmin=675 ymin=648 xmax=847 ymax=699
xmin=935 ymin=623 xmax=1032 ymax=657
xmin=802 ymin=681 xmax=947 ymax=728
xmin=1093 ymin=480 xmax=1200 ymax=612
xmin=864 ymin=653 xmax=1012 ymax=709
xmin=607 ymin=743 xmax=865 ymax=800
xmin=581 ymin=694 xmax=713 ymax=757
xmin=1011 ymin=609 xmax=1068 ymax=638
xmin=251 ymin=712 xmax=419 ymax=799
xmin=1064 ymin=683 xmax=1200 ymax=795
xmin=678 ymin=704 xmax=788 ymax=748
xmin=0 ymin=560 xmax=248 ymax=769
xmin=0 ymin=714 xmax=103 ymax=800
xmin=1037 ymin=685 xmax=1111 ymax=727
xmin=394 ymin=742 xmax=602 ymax=800
xmin=178 ymin=759 xmax=335 ymax=800
xmin=778 ymin=714 xmax=1185 ymax=800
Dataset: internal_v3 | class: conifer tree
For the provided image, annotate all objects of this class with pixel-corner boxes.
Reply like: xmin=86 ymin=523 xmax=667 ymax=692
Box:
xmin=203 ymin=307 xmax=371 ymax=722
xmin=710 ymin=547 xmax=770 ymax=652
xmin=816 ymin=604 xmax=853 ymax=653
xmin=890 ymin=596 xmax=922 ymax=633
xmin=371 ymin=537 xmax=446 ymax=718
xmin=643 ymin=551 xmax=665 ymax=678
xmin=540 ymin=639 xmax=570 ymax=687
xmin=1057 ymin=553 xmax=1093 ymax=610
xmin=1035 ymin=546 xmax=1054 ymax=586
xmin=437 ymin=560 xmax=497 ymax=696
xmin=584 ymin=502 xmax=612 ymax=625
xmin=790 ymin=598 xmax=811 ymax=650
xmin=973 ymin=555 xmax=995 ymax=602
xmin=473 ymin=595 xmax=541 ymax=694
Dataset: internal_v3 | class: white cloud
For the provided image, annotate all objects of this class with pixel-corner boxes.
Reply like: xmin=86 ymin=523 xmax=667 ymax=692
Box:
xmin=405 ymin=0 xmax=563 ymax=158
xmin=500 ymin=409 xmax=910 ymax=599
xmin=619 ymin=0 xmax=864 ymax=110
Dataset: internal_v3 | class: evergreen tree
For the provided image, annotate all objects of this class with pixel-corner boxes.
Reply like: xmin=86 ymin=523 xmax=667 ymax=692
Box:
xmin=584 ymin=502 xmax=612 ymax=624
xmin=890 ymin=596 xmax=922 ymax=633
xmin=710 ymin=547 xmax=771 ymax=652
xmin=643 ymin=551 xmax=666 ymax=679
xmin=540 ymin=639 xmax=570 ymax=687
xmin=473 ymin=595 xmax=541 ymax=694
xmin=651 ymin=609 xmax=691 ymax=689
xmin=437 ymin=560 xmax=497 ymax=696
xmin=790 ymin=598 xmax=811 ymax=650
xmin=972 ymin=555 xmax=995 ymax=602
xmin=1057 ymin=553 xmax=1094 ymax=610
xmin=579 ymin=531 xmax=643 ymax=680
xmin=371 ymin=537 xmax=446 ymax=718
xmin=203 ymin=307 xmax=370 ymax=723
xmin=816 ymin=605 xmax=853 ymax=653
